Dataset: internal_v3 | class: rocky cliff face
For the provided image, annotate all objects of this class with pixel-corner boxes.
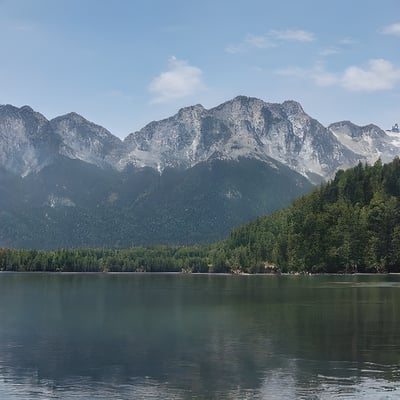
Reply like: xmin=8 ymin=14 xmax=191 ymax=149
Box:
xmin=0 ymin=96 xmax=398 ymax=183
xmin=0 ymin=105 xmax=59 ymax=176
xmin=50 ymin=112 xmax=123 ymax=170
xmin=328 ymin=121 xmax=400 ymax=165
xmin=121 ymin=96 xmax=364 ymax=182
xmin=0 ymin=106 xmax=124 ymax=176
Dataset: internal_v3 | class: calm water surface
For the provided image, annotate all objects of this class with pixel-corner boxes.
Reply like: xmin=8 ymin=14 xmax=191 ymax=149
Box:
xmin=0 ymin=273 xmax=400 ymax=399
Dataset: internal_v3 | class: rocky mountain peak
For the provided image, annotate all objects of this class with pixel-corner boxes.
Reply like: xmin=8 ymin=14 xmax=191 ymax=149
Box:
xmin=50 ymin=112 xmax=122 ymax=170
xmin=329 ymin=120 xmax=398 ymax=165
xmin=177 ymin=103 xmax=205 ymax=115
xmin=51 ymin=112 xmax=119 ymax=140
xmin=0 ymin=104 xmax=47 ymax=121
xmin=19 ymin=105 xmax=34 ymax=113
xmin=282 ymin=100 xmax=305 ymax=116
xmin=0 ymin=104 xmax=57 ymax=176
xmin=329 ymin=121 xmax=363 ymax=138
xmin=231 ymin=95 xmax=264 ymax=105
xmin=329 ymin=121 xmax=386 ymax=139
xmin=215 ymin=95 xmax=265 ymax=113
xmin=57 ymin=111 xmax=87 ymax=122
xmin=175 ymin=104 xmax=207 ymax=128
xmin=0 ymin=96 xmax=398 ymax=183
xmin=119 ymin=96 xmax=362 ymax=182
xmin=0 ymin=104 xmax=20 ymax=116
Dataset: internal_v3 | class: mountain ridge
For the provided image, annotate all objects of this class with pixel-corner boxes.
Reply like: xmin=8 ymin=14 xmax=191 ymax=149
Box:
xmin=1 ymin=96 xmax=397 ymax=183
xmin=1 ymin=95 xmax=399 ymax=248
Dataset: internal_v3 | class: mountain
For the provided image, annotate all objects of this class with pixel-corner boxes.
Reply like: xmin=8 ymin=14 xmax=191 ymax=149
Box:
xmin=0 ymin=105 xmax=124 ymax=176
xmin=50 ymin=112 xmax=123 ymax=170
xmin=4 ymin=157 xmax=400 ymax=274
xmin=0 ymin=105 xmax=59 ymax=176
xmin=328 ymin=121 xmax=400 ymax=165
xmin=1 ymin=96 xmax=397 ymax=181
xmin=122 ymin=96 xmax=361 ymax=183
xmin=0 ymin=96 xmax=399 ymax=249
xmin=0 ymin=157 xmax=312 ymax=248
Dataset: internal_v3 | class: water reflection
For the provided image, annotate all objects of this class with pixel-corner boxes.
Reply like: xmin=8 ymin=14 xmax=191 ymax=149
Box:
xmin=1 ymin=360 xmax=399 ymax=399
xmin=257 ymin=361 xmax=400 ymax=399
xmin=0 ymin=273 xmax=400 ymax=399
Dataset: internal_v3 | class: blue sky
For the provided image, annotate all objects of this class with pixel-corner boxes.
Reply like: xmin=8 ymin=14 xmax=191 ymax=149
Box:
xmin=0 ymin=0 xmax=399 ymax=138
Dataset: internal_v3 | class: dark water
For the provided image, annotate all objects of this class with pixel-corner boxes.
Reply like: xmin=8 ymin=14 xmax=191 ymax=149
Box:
xmin=1 ymin=273 xmax=400 ymax=399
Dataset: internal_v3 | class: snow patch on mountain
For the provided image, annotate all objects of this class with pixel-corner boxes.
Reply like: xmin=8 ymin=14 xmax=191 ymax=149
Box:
xmin=46 ymin=194 xmax=76 ymax=208
xmin=329 ymin=121 xmax=400 ymax=164
xmin=385 ymin=129 xmax=400 ymax=147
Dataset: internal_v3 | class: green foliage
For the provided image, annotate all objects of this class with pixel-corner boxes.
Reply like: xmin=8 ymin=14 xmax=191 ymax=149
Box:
xmin=2 ymin=158 xmax=400 ymax=274
xmin=0 ymin=246 xmax=212 ymax=273
xmin=224 ymin=158 xmax=400 ymax=273
xmin=0 ymin=158 xmax=312 ymax=249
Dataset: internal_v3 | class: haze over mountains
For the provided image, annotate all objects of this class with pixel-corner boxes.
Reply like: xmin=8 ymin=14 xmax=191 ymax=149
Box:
xmin=0 ymin=96 xmax=398 ymax=249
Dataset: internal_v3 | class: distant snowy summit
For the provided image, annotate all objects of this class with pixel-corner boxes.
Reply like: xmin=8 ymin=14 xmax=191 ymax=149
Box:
xmin=0 ymin=96 xmax=399 ymax=183
xmin=328 ymin=120 xmax=400 ymax=166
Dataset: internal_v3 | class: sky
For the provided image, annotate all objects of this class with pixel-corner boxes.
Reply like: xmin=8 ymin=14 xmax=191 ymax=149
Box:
xmin=0 ymin=0 xmax=399 ymax=138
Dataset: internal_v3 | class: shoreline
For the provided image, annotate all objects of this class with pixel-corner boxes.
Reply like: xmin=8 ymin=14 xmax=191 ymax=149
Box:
xmin=0 ymin=270 xmax=398 ymax=276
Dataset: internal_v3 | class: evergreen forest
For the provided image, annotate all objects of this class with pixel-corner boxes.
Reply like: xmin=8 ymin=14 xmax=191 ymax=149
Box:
xmin=2 ymin=158 xmax=400 ymax=274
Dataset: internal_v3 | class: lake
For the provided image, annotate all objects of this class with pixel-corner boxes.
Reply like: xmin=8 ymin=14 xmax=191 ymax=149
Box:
xmin=0 ymin=273 xmax=400 ymax=399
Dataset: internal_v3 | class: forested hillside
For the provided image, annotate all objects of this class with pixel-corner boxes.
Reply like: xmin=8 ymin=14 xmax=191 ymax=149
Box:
xmin=225 ymin=158 xmax=400 ymax=273
xmin=0 ymin=158 xmax=312 ymax=248
xmin=2 ymin=158 xmax=400 ymax=273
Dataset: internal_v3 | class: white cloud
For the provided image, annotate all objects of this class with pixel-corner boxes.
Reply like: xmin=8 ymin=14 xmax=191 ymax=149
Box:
xmin=339 ymin=37 xmax=357 ymax=45
xmin=341 ymin=59 xmax=400 ymax=91
xmin=149 ymin=56 xmax=205 ymax=104
xmin=225 ymin=44 xmax=242 ymax=54
xmin=275 ymin=59 xmax=400 ymax=92
xmin=270 ymin=29 xmax=315 ymax=42
xmin=275 ymin=64 xmax=338 ymax=87
xmin=245 ymin=34 xmax=274 ymax=49
xmin=382 ymin=23 xmax=400 ymax=36
xmin=225 ymin=29 xmax=314 ymax=54
xmin=275 ymin=66 xmax=306 ymax=77
xmin=319 ymin=47 xmax=340 ymax=56
xmin=225 ymin=34 xmax=275 ymax=54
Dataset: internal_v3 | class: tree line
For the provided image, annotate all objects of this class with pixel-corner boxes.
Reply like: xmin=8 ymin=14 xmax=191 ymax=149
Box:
xmin=2 ymin=158 xmax=400 ymax=273
xmin=0 ymin=246 xmax=213 ymax=273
